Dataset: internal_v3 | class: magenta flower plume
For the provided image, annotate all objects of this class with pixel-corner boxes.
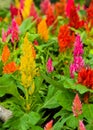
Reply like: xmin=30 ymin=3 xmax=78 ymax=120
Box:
xmin=79 ymin=120 xmax=86 ymax=130
xmin=2 ymin=29 xmax=7 ymax=42
xmin=30 ymin=3 xmax=39 ymax=21
xmin=40 ymin=0 xmax=51 ymax=14
xmin=73 ymin=35 xmax=84 ymax=56
xmin=44 ymin=120 xmax=53 ymax=130
xmin=7 ymin=19 xmax=19 ymax=44
xmin=65 ymin=0 xmax=74 ymax=17
xmin=46 ymin=58 xmax=54 ymax=73
xmin=70 ymin=35 xmax=84 ymax=78
xmin=10 ymin=4 xmax=18 ymax=19
xmin=72 ymin=93 xmax=82 ymax=117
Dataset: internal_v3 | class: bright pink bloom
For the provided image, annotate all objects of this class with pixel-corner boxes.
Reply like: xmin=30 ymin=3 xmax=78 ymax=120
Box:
xmin=7 ymin=19 xmax=19 ymax=44
xmin=72 ymin=93 xmax=82 ymax=117
xmin=70 ymin=35 xmax=84 ymax=78
xmin=30 ymin=3 xmax=39 ymax=21
xmin=73 ymin=35 xmax=84 ymax=56
xmin=46 ymin=58 xmax=54 ymax=73
xmin=40 ymin=0 xmax=51 ymax=14
xmin=2 ymin=29 xmax=7 ymax=42
xmin=65 ymin=0 xmax=74 ymax=17
xmin=44 ymin=120 xmax=53 ymax=130
xmin=79 ymin=120 xmax=86 ymax=130
xmin=10 ymin=4 xmax=18 ymax=19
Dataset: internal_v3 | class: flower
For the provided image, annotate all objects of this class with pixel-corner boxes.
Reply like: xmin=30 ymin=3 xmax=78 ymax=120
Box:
xmin=72 ymin=93 xmax=82 ymax=117
xmin=78 ymin=120 xmax=86 ymax=130
xmin=3 ymin=62 xmax=18 ymax=74
xmin=58 ymin=24 xmax=75 ymax=52
xmin=87 ymin=0 xmax=93 ymax=26
xmin=70 ymin=35 xmax=84 ymax=78
xmin=1 ymin=45 xmax=10 ymax=63
xmin=44 ymin=120 xmax=53 ymax=130
xmin=10 ymin=4 xmax=18 ymax=19
xmin=2 ymin=29 xmax=7 ymax=42
xmin=20 ymin=34 xmax=37 ymax=89
xmin=69 ymin=3 xmax=84 ymax=29
xmin=46 ymin=58 xmax=54 ymax=73
xmin=65 ymin=0 xmax=74 ymax=17
xmin=38 ymin=19 xmax=49 ymax=41
xmin=78 ymin=67 xmax=93 ymax=90
xmin=30 ymin=3 xmax=39 ymax=22
xmin=21 ymin=0 xmax=33 ymax=19
xmin=40 ymin=0 xmax=51 ymax=14
xmin=73 ymin=35 xmax=84 ymax=56
xmin=55 ymin=0 xmax=66 ymax=16
xmin=7 ymin=19 xmax=19 ymax=44
xmin=46 ymin=5 xmax=55 ymax=27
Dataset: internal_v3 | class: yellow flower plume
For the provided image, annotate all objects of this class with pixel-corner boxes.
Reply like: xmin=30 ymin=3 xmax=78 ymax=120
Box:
xmin=20 ymin=34 xmax=36 ymax=91
xmin=22 ymin=0 xmax=33 ymax=19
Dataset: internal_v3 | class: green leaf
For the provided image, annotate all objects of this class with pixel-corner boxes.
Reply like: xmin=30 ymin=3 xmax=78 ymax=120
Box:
xmin=3 ymin=111 xmax=41 ymax=130
xmin=83 ymin=104 xmax=93 ymax=122
xmin=0 ymin=75 xmax=21 ymax=100
xmin=42 ymin=88 xmax=60 ymax=109
xmin=56 ymin=90 xmax=75 ymax=111
xmin=63 ymin=76 xmax=93 ymax=94
xmin=19 ymin=17 xmax=35 ymax=34
xmin=86 ymin=124 xmax=93 ymax=130
xmin=28 ymin=33 xmax=39 ymax=42
xmin=66 ymin=115 xmax=78 ymax=129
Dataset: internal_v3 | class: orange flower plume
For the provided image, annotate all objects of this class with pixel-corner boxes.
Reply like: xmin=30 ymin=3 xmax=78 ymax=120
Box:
xmin=72 ymin=93 xmax=82 ymax=117
xmin=3 ymin=62 xmax=18 ymax=74
xmin=1 ymin=45 xmax=10 ymax=63
xmin=58 ymin=24 xmax=75 ymax=52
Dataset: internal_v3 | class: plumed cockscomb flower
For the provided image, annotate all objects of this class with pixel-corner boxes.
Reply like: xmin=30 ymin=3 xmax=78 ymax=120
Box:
xmin=1 ymin=45 xmax=10 ymax=63
xmin=58 ymin=24 xmax=75 ymax=52
xmin=7 ymin=19 xmax=19 ymax=44
xmin=78 ymin=67 xmax=93 ymax=90
xmin=46 ymin=5 xmax=55 ymax=27
xmin=40 ymin=0 xmax=51 ymax=14
xmin=38 ymin=19 xmax=49 ymax=41
xmin=72 ymin=93 xmax=82 ymax=117
xmin=65 ymin=0 xmax=74 ymax=17
xmin=78 ymin=120 xmax=86 ymax=130
xmin=30 ymin=3 xmax=39 ymax=21
xmin=46 ymin=58 xmax=54 ymax=73
xmin=3 ymin=62 xmax=18 ymax=74
xmin=44 ymin=120 xmax=53 ymax=130
xmin=2 ymin=29 xmax=7 ymax=42
xmin=73 ymin=35 xmax=84 ymax=56
xmin=10 ymin=4 xmax=18 ymax=19
xmin=69 ymin=3 xmax=84 ymax=29
xmin=70 ymin=35 xmax=84 ymax=78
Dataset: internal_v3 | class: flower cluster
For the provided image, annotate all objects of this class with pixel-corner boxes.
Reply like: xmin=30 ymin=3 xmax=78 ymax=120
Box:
xmin=87 ymin=0 xmax=93 ymax=26
xmin=38 ymin=19 xmax=49 ymax=41
xmin=55 ymin=0 xmax=66 ymax=17
xmin=72 ymin=93 xmax=82 ymax=117
xmin=58 ymin=24 xmax=75 ymax=52
xmin=20 ymin=34 xmax=36 ymax=90
xmin=70 ymin=35 xmax=84 ymax=78
xmin=78 ymin=67 xmax=93 ymax=90
xmin=46 ymin=58 xmax=54 ymax=73
xmin=46 ymin=5 xmax=55 ymax=27
xmin=1 ymin=45 xmax=10 ymax=63
xmin=21 ymin=0 xmax=33 ymax=19
xmin=68 ymin=3 xmax=84 ymax=29
xmin=40 ymin=0 xmax=50 ymax=14
xmin=2 ymin=19 xmax=19 ymax=44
